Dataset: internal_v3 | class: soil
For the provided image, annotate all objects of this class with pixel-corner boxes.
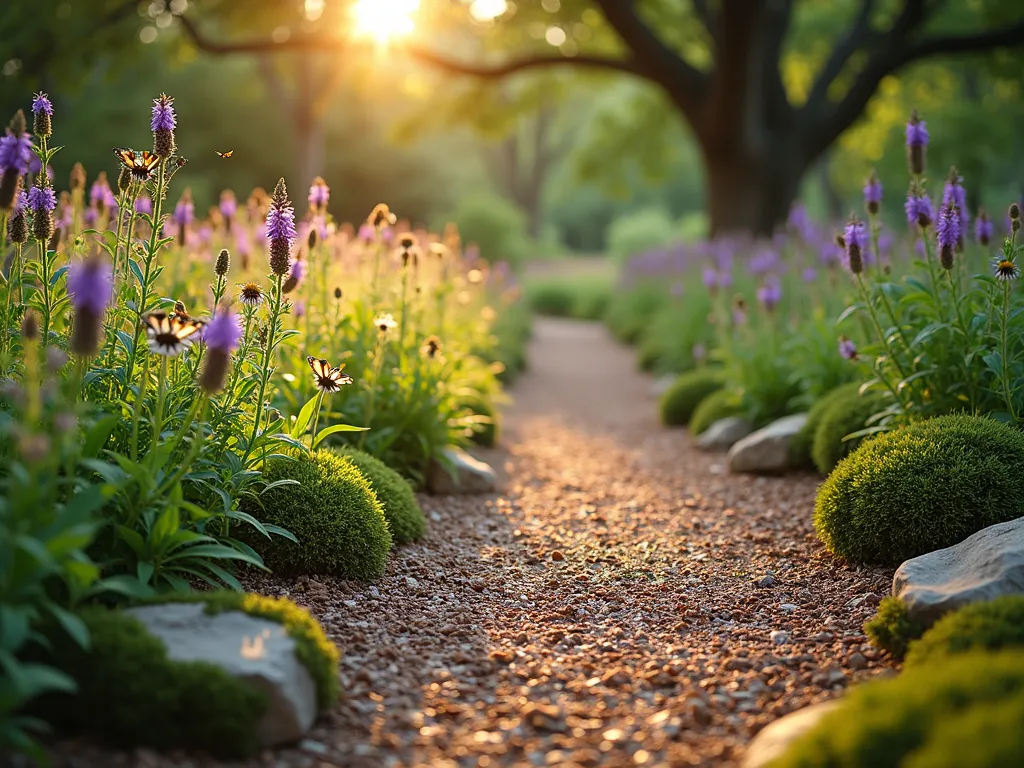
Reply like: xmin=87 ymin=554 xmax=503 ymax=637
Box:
xmin=38 ymin=317 xmax=895 ymax=768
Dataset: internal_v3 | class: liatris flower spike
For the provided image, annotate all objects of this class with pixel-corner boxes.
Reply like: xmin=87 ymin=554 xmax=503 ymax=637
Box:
xmin=843 ymin=216 xmax=866 ymax=275
xmin=756 ymin=275 xmax=782 ymax=312
xmin=32 ymin=92 xmax=53 ymax=138
xmin=0 ymin=110 xmax=31 ymax=210
xmin=68 ymin=255 xmax=114 ymax=357
xmin=863 ymin=171 xmax=882 ymax=215
xmin=28 ymin=181 xmax=56 ymax=243
xmin=1010 ymin=203 xmax=1020 ymax=234
xmin=152 ymin=93 xmax=176 ymax=159
xmin=215 ymin=248 xmax=230 ymax=277
xmin=308 ymin=176 xmax=329 ymax=213
xmin=937 ymin=202 xmax=960 ymax=270
xmin=838 ymin=336 xmax=858 ymax=361
xmin=267 ymin=178 xmax=296 ymax=276
xmin=283 ymin=257 xmax=305 ymax=294
xmin=975 ymin=209 xmax=993 ymax=246
xmin=904 ymin=188 xmax=934 ymax=229
xmin=7 ymin=185 xmax=27 ymax=244
xmin=905 ymin=109 xmax=928 ymax=176
xmin=199 ymin=309 xmax=242 ymax=393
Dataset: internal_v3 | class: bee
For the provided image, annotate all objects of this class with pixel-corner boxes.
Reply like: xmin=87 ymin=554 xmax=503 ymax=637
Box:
xmin=113 ymin=148 xmax=161 ymax=181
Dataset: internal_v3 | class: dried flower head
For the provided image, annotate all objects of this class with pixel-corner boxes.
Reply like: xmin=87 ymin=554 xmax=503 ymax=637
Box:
xmin=151 ymin=93 xmax=176 ymax=158
xmin=369 ymin=203 xmax=396 ymax=230
xmin=1010 ymin=203 xmax=1021 ymax=221
xmin=215 ymin=248 xmax=230 ymax=277
xmin=334 ymin=286 xmax=343 ymax=300
xmin=994 ymin=257 xmax=1020 ymax=282
xmin=307 ymin=226 xmax=318 ymax=249
xmin=240 ymin=282 xmax=263 ymax=307
xmin=32 ymin=92 xmax=53 ymax=137
xmin=267 ymin=178 xmax=296 ymax=276
xmin=374 ymin=313 xmax=397 ymax=334
xmin=7 ymin=184 xmax=27 ymax=244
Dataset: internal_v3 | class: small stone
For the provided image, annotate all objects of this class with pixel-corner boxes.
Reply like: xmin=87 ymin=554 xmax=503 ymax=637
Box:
xmin=742 ymin=701 xmax=842 ymax=768
xmin=727 ymin=414 xmax=809 ymax=475
xmin=405 ymin=576 xmax=419 ymax=588
xmin=770 ymin=630 xmax=790 ymax=645
xmin=757 ymin=575 xmax=777 ymax=588
xmin=779 ymin=603 xmax=798 ymax=613
xmin=847 ymin=652 xmax=868 ymax=670
xmin=426 ymin=447 xmax=498 ymax=495
xmin=551 ymin=550 xmax=565 ymax=561
xmin=299 ymin=739 xmax=329 ymax=756
xmin=367 ymin=586 xmax=381 ymax=599
xmin=697 ymin=417 xmax=754 ymax=452
xmin=813 ymin=631 xmax=834 ymax=643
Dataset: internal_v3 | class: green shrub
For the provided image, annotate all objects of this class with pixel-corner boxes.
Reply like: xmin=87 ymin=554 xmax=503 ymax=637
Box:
xmin=604 ymin=283 xmax=668 ymax=344
xmin=906 ymin=596 xmax=1024 ymax=667
xmin=524 ymin=275 xmax=612 ymax=320
xmin=241 ymin=449 xmax=392 ymax=579
xmin=689 ymin=388 xmax=742 ymax=436
xmin=769 ymin=651 xmax=1024 ymax=768
xmin=144 ymin=591 xmax=342 ymax=711
xmin=333 ymin=447 xmax=426 ymax=545
xmin=864 ymin=596 xmax=926 ymax=658
xmin=446 ymin=194 xmax=531 ymax=269
xmin=25 ymin=607 xmax=266 ymax=758
xmin=659 ymin=369 xmax=724 ymax=427
xmin=635 ymin=295 xmax=714 ymax=375
xmin=810 ymin=384 xmax=885 ymax=474
xmin=814 ymin=415 xmax=1024 ymax=565
xmin=525 ymin=281 xmax=576 ymax=317
xmin=789 ymin=383 xmax=859 ymax=469
xmin=606 ymin=207 xmax=677 ymax=264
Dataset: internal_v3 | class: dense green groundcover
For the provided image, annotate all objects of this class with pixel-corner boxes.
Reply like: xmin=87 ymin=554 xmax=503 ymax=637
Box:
xmin=814 ymin=415 xmax=1024 ymax=565
xmin=659 ymin=369 xmax=724 ymax=427
xmin=864 ymin=596 xmax=926 ymax=658
xmin=906 ymin=596 xmax=1024 ymax=668
xmin=810 ymin=384 xmax=886 ymax=474
xmin=333 ymin=447 xmax=427 ymax=545
xmin=241 ymin=449 xmax=392 ymax=579
xmin=769 ymin=651 xmax=1024 ymax=768
xmin=25 ymin=607 xmax=267 ymax=758
xmin=689 ymin=388 xmax=742 ymax=436
xmin=789 ymin=383 xmax=858 ymax=469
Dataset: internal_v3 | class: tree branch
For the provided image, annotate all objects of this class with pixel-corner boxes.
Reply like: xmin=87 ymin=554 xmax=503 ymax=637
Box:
xmin=404 ymin=44 xmax=649 ymax=79
xmin=804 ymin=0 xmax=877 ymax=115
xmin=177 ymin=12 xmax=342 ymax=54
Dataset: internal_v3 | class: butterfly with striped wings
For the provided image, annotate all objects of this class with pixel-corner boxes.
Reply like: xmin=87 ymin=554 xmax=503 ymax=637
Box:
xmin=144 ymin=310 xmax=206 ymax=357
xmin=307 ymin=356 xmax=353 ymax=393
xmin=113 ymin=148 xmax=161 ymax=181
xmin=215 ymin=150 xmax=233 ymax=158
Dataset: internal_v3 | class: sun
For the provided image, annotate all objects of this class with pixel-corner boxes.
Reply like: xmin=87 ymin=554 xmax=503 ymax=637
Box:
xmin=350 ymin=0 xmax=420 ymax=44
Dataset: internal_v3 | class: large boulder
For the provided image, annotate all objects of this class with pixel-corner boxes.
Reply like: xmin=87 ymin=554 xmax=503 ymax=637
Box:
xmin=426 ymin=447 xmax=498 ymax=495
xmin=727 ymin=413 xmax=808 ymax=475
xmin=741 ymin=700 xmax=842 ymax=768
xmin=128 ymin=602 xmax=318 ymax=746
xmin=893 ymin=516 xmax=1024 ymax=627
xmin=697 ymin=416 xmax=753 ymax=452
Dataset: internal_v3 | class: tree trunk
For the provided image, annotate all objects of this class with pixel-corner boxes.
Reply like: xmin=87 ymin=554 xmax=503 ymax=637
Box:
xmin=703 ymin=148 xmax=804 ymax=237
xmin=295 ymin=114 xmax=325 ymax=196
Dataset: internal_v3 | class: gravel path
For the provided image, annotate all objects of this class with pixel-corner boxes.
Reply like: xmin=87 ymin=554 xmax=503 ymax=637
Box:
xmin=43 ymin=318 xmax=895 ymax=768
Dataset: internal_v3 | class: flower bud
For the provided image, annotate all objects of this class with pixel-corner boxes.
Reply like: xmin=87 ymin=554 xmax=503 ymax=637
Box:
xmin=215 ymin=248 xmax=230 ymax=277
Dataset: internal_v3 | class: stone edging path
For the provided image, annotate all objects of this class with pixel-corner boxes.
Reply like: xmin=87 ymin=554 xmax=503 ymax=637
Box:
xmin=53 ymin=318 xmax=896 ymax=768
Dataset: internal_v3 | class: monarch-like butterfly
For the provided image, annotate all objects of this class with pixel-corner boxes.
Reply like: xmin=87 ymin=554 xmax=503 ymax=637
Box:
xmin=171 ymin=300 xmax=191 ymax=323
xmin=113 ymin=148 xmax=161 ymax=180
xmin=215 ymin=150 xmax=233 ymax=158
xmin=144 ymin=310 xmax=205 ymax=357
xmin=307 ymin=355 xmax=353 ymax=393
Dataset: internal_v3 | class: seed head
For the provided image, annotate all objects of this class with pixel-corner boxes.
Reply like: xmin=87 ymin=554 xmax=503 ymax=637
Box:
xmin=117 ymin=166 xmax=131 ymax=194
xmin=215 ymin=248 xmax=230 ymax=277
xmin=334 ymin=286 xmax=342 ymax=300
xmin=21 ymin=310 xmax=39 ymax=342
xmin=7 ymin=185 xmax=27 ymax=244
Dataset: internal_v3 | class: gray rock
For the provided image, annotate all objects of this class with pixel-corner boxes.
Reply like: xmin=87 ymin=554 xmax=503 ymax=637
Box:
xmin=650 ymin=374 xmax=677 ymax=399
xmin=697 ymin=417 xmax=754 ymax=452
xmin=426 ymin=447 xmax=497 ymax=495
xmin=893 ymin=516 xmax=1024 ymax=627
xmin=128 ymin=603 xmax=318 ymax=746
xmin=727 ymin=413 xmax=809 ymax=475
xmin=770 ymin=630 xmax=790 ymax=645
xmin=742 ymin=700 xmax=842 ymax=768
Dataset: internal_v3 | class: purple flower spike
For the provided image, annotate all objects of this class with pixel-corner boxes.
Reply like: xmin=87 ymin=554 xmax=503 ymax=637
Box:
xmin=975 ymin=211 xmax=993 ymax=246
xmin=937 ymin=203 xmax=960 ymax=269
xmin=838 ymin=337 xmax=858 ymax=361
xmin=844 ymin=218 xmax=867 ymax=275
xmin=219 ymin=190 xmax=237 ymax=220
xmin=802 ymin=267 xmax=818 ymax=283
xmin=0 ymin=131 xmax=33 ymax=175
xmin=173 ymin=194 xmax=194 ymax=227
xmin=151 ymin=93 xmax=176 ymax=132
xmin=863 ymin=172 xmax=883 ymax=215
xmin=308 ymin=176 xmax=330 ymax=211
xmin=68 ymin=258 xmax=114 ymax=315
xmin=702 ymin=266 xmax=718 ymax=291
xmin=267 ymin=178 xmax=296 ymax=276
xmin=32 ymin=93 xmax=53 ymax=117
xmin=290 ymin=258 xmax=305 ymax=284
xmin=756 ymin=275 xmax=782 ymax=312
xmin=905 ymin=192 xmax=934 ymax=228
xmin=905 ymin=117 xmax=928 ymax=148
xmin=135 ymin=194 xmax=152 ymax=215
xmin=203 ymin=310 xmax=242 ymax=353
xmin=27 ymin=185 xmax=56 ymax=214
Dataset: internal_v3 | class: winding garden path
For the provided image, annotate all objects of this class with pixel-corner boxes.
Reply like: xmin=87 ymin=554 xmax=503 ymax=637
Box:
xmin=57 ymin=318 xmax=895 ymax=768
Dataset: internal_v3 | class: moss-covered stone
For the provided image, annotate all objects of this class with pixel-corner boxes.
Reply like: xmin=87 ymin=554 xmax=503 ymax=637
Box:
xmin=864 ymin=596 xmax=926 ymax=658
xmin=659 ymin=369 xmax=724 ymax=427
xmin=240 ymin=449 xmax=392 ymax=580
xmin=814 ymin=415 xmax=1024 ymax=565
xmin=906 ymin=596 xmax=1024 ymax=667
xmin=25 ymin=607 xmax=267 ymax=757
xmin=788 ymin=383 xmax=859 ymax=470
xmin=333 ymin=447 xmax=426 ymax=545
xmin=810 ymin=384 xmax=886 ymax=474
xmin=689 ymin=388 xmax=742 ymax=436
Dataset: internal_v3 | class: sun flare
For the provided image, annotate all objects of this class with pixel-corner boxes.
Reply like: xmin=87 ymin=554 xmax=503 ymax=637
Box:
xmin=350 ymin=0 xmax=420 ymax=44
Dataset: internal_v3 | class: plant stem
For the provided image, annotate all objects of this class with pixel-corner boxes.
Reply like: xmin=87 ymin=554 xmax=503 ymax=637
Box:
xmin=242 ymin=274 xmax=284 ymax=466
xmin=151 ymin=355 xmax=169 ymax=454
xmin=309 ymin=389 xmax=325 ymax=451
xmin=1000 ymin=280 xmax=1018 ymax=422
xmin=359 ymin=334 xmax=385 ymax=450
xmin=856 ymin=275 xmax=909 ymax=407
xmin=131 ymin=353 xmax=151 ymax=461
xmin=38 ymin=240 xmax=51 ymax=348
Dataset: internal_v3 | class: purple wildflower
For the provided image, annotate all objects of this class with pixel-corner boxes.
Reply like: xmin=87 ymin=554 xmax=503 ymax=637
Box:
xmin=293 ymin=300 xmax=306 ymax=319
xmin=151 ymin=93 xmax=176 ymax=158
xmin=802 ymin=267 xmax=818 ymax=283
xmin=68 ymin=258 xmax=114 ymax=315
xmin=905 ymin=192 xmax=934 ymax=229
xmin=203 ymin=310 xmax=242 ymax=353
xmin=135 ymin=194 xmax=152 ymax=215
xmin=838 ymin=337 xmax=858 ymax=361
xmin=843 ymin=218 xmax=867 ymax=274
xmin=937 ymin=203 xmax=960 ymax=269
xmin=173 ymin=192 xmax=194 ymax=227
xmin=219 ymin=190 xmax=237 ymax=222
xmin=32 ymin=93 xmax=53 ymax=117
xmin=750 ymin=246 xmax=780 ymax=275
xmin=27 ymin=185 xmax=56 ymax=214
xmin=718 ymin=270 xmax=733 ymax=289
xmin=267 ymin=178 xmax=296 ymax=276
xmin=83 ymin=207 xmax=98 ymax=227
xmin=905 ymin=110 xmax=928 ymax=175
xmin=702 ymin=266 xmax=718 ymax=292
xmin=756 ymin=275 xmax=782 ymax=312
xmin=282 ymin=257 xmax=306 ymax=294
xmin=975 ymin=210 xmax=993 ymax=246
xmin=0 ymin=130 xmax=32 ymax=175
xmin=32 ymin=92 xmax=52 ymax=137
xmin=90 ymin=173 xmax=115 ymax=211
xmin=308 ymin=176 xmax=330 ymax=212
xmin=863 ymin=172 xmax=883 ymax=215
xmin=358 ymin=222 xmax=375 ymax=243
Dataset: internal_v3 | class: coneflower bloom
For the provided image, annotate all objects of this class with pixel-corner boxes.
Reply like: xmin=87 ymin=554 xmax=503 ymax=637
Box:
xmin=31 ymin=92 xmax=52 ymax=138
xmin=905 ymin=110 xmax=928 ymax=176
xmin=975 ymin=210 xmax=993 ymax=246
xmin=239 ymin=282 xmax=264 ymax=307
xmin=420 ymin=335 xmax=442 ymax=359
xmin=151 ymin=93 xmax=176 ymax=159
xmin=199 ymin=309 xmax=242 ymax=393
xmin=994 ymin=257 xmax=1020 ymax=282
xmin=308 ymin=176 xmax=329 ymax=213
xmin=307 ymin=355 xmax=353 ymax=393
xmin=374 ymin=313 xmax=397 ymax=334
xmin=144 ymin=310 xmax=205 ymax=356
xmin=28 ymin=183 xmax=56 ymax=242
xmin=838 ymin=336 xmax=858 ymax=361
xmin=863 ymin=171 xmax=882 ymax=215
xmin=68 ymin=256 xmax=114 ymax=356
xmin=936 ymin=203 xmax=960 ymax=270
xmin=843 ymin=217 xmax=867 ymax=275
xmin=267 ymin=178 xmax=296 ymax=276
xmin=369 ymin=203 xmax=396 ymax=230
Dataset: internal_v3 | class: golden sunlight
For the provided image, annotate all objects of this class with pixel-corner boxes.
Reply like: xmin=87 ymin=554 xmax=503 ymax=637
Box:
xmin=350 ymin=0 xmax=420 ymax=44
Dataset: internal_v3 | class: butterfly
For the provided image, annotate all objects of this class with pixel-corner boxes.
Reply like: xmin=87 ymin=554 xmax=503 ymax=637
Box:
xmin=144 ymin=310 xmax=206 ymax=357
xmin=307 ymin=355 xmax=353 ymax=393
xmin=215 ymin=150 xmax=233 ymax=158
xmin=113 ymin=148 xmax=161 ymax=181
xmin=171 ymin=300 xmax=191 ymax=322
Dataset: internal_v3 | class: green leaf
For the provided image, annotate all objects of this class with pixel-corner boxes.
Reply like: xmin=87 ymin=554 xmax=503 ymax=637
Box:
xmin=87 ymin=574 xmax=157 ymax=601
xmin=291 ymin=393 xmax=320 ymax=439
xmin=313 ymin=423 xmax=370 ymax=448
xmin=136 ymin=561 xmax=154 ymax=586
xmin=83 ymin=413 xmax=121 ymax=458
xmin=260 ymin=479 xmax=300 ymax=494
xmin=46 ymin=605 xmax=90 ymax=651
xmin=149 ymin=504 xmax=181 ymax=546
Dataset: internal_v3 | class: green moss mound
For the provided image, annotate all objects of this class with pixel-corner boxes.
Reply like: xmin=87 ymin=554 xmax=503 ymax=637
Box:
xmin=333 ymin=447 xmax=426 ymax=544
xmin=768 ymin=651 xmax=1024 ymax=768
xmin=906 ymin=596 xmax=1024 ymax=667
xmin=26 ymin=607 xmax=266 ymax=757
xmin=789 ymin=383 xmax=859 ymax=470
xmin=689 ymin=388 xmax=742 ymax=436
xmin=241 ymin=449 xmax=392 ymax=580
xmin=810 ymin=385 xmax=886 ymax=474
xmin=148 ymin=591 xmax=342 ymax=711
xmin=864 ymin=596 xmax=926 ymax=658
xmin=659 ymin=369 xmax=724 ymax=427
xmin=814 ymin=415 xmax=1024 ymax=565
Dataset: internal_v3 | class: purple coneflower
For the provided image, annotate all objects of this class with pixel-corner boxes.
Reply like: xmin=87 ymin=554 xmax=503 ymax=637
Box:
xmin=267 ymin=178 xmax=296 ymax=276
xmin=904 ymin=191 xmax=934 ymax=229
xmin=28 ymin=183 xmax=56 ymax=242
xmin=863 ymin=171 xmax=883 ymax=215
xmin=975 ymin=210 xmax=993 ymax=246
xmin=905 ymin=110 xmax=928 ymax=176
xmin=151 ymin=93 xmax=176 ymax=159
xmin=199 ymin=309 xmax=242 ymax=393
xmin=240 ymin=282 xmax=263 ymax=307
xmin=843 ymin=217 xmax=867 ymax=275
xmin=32 ymin=92 xmax=52 ymax=137
xmin=838 ymin=336 xmax=858 ymax=361
xmin=936 ymin=203 xmax=960 ymax=270
xmin=756 ymin=275 xmax=782 ymax=312
xmin=308 ymin=176 xmax=330 ymax=213
xmin=68 ymin=256 xmax=114 ymax=356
